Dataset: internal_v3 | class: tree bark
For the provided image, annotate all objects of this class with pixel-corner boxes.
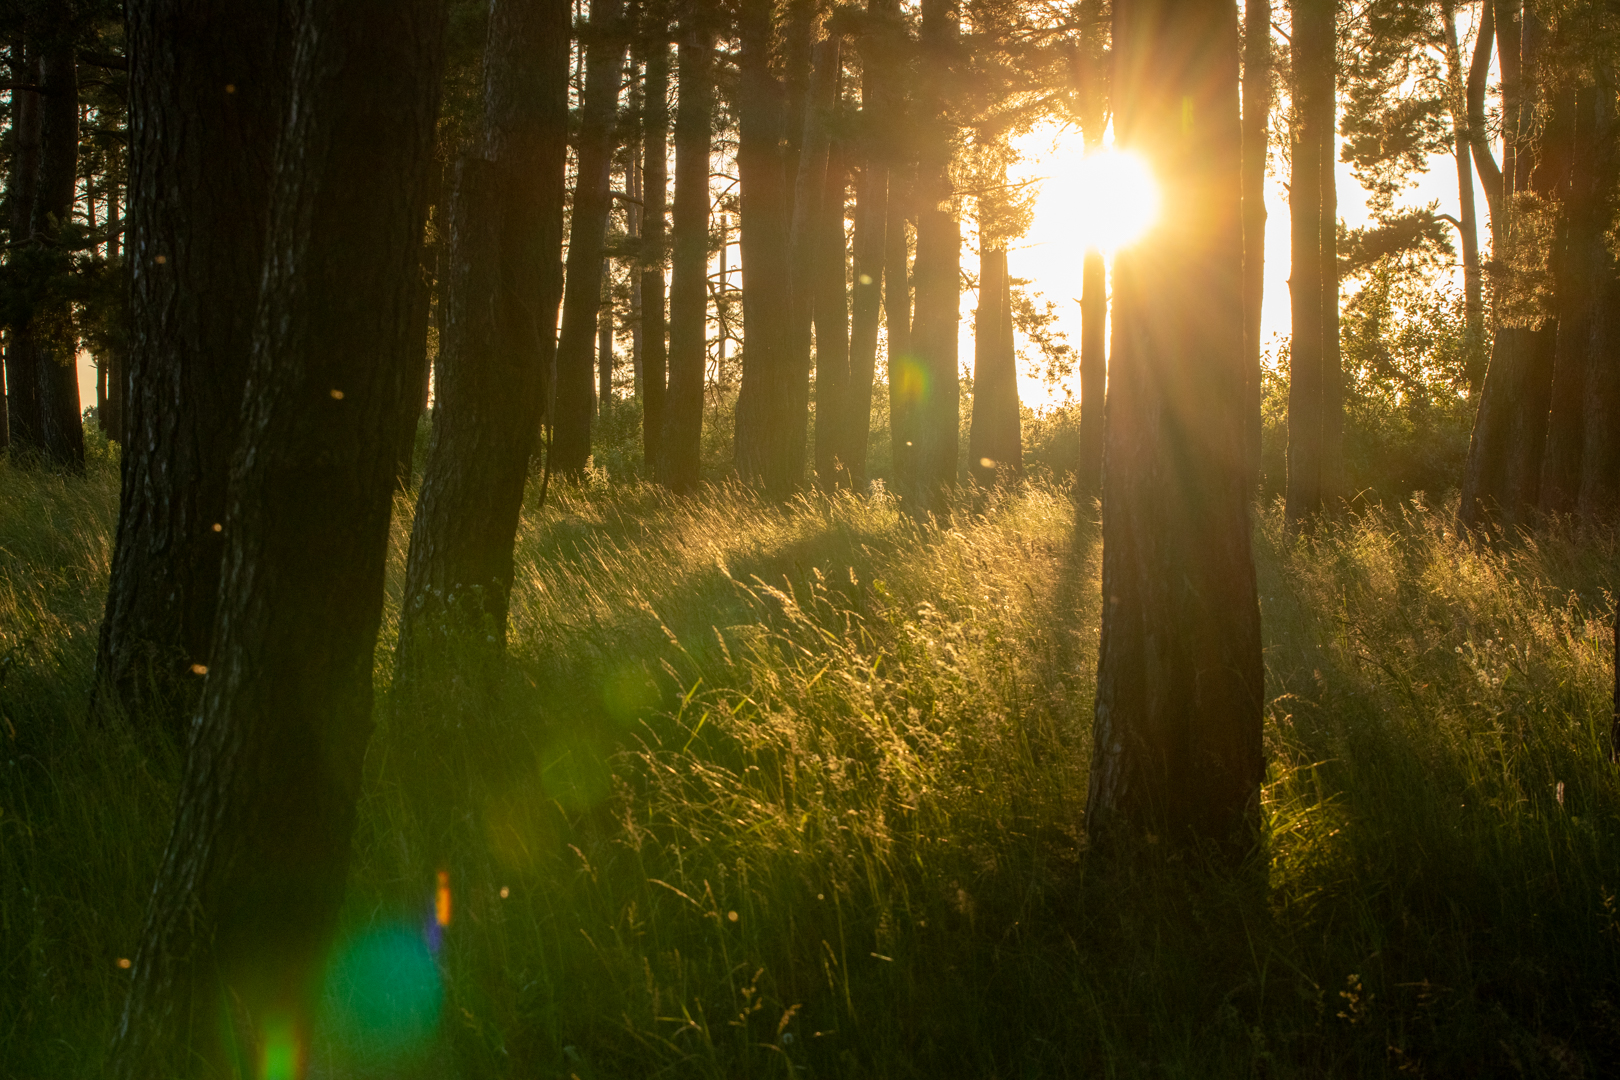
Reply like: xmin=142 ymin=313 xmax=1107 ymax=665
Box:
xmin=1088 ymin=0 xmax=1262 ymax=849
xmin=94 ymin=0 xmax=292 ymax=733
xmin=886 ymin=162 xmax=917 ymax=492
xmin=641 ymin=36 xmax=669 ymax=475
xmin=1240 ymin=0 xmax=1270 ymax=491
xmin=658 ymin=15 xmax=714 ymax=493
xmin=968 ymin=245 xmax=1020 ymax=485
xmin=814 ymin=141 xmax=852 ymax=489
xmin=107 ymin=0 xmax=447 ymax=1074
xmin=393 ymin=0 xmax=571 ymax=715
xmin=1285 ymin=0 xmax=1336 ymax=523
xmin=599 ymin=257 xmax=615 ymax=407
xmin=32 ymin=39 xmax=85 ymax=471
xmin=911 ymin=0 xmax=961 ymax=507
xmin=553 ymin=0 xmax=628 ymax=476
xmin=4 ymin=44 xmax=42 ymax=459
xmin=1442 ymin=0 xmax=1485 ymax=385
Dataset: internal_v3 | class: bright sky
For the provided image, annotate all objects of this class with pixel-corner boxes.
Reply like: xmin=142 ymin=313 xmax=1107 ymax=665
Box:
xmin=1004 ymin=115 xmax=1488 ymax=409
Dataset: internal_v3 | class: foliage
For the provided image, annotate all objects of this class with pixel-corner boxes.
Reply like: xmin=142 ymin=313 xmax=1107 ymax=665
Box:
xmin=4 ymin=461 xmax=1619 ymax=1077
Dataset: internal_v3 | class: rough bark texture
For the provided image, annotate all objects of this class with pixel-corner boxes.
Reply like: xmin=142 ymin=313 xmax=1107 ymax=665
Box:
xmin=1087 ymin=0 xmax=1263 ymax=849
xmin=641 ymin=38 xmax=670 ymax=473
xmin=553 ymin=0 xmax=628 ymax=475
xmin=1285 ymin=0 xmax=1337 ymax=523
xmin=599 ymin=260 xmax=615 ymax=406
xmin=968 ymin=245 xmax=1020 ymax=485
xmin=1240 ymin=0 xmax=1269 ymax=490
xmin=393 ymin=0 xmax=570 ymax=713
xmin=95 ymin=0 xmax=292 ymax=733
xmin=813 ymin=143 xmax=852 ymax=489
xmin=32 ymin=39 xmax=85 ymax=471
xmin=1442 ymin=0 xmax=1485 ymax=381
xmin=1078 ymin=247 xmax=1106 ymax=497
xmin=658 ymin=18 xmax=714 ymax=493
xmin=910 ymin=0 xmax=960 ymax=507
xmin=107 ymin=0 xmax=447 ymax=1075
xmin=3 ymin=45 xmax=42 ymax=458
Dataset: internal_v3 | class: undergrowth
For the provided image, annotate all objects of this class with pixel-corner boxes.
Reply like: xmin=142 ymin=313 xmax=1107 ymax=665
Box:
xmin=2 ymin=452 xmax=1617 ymax=1078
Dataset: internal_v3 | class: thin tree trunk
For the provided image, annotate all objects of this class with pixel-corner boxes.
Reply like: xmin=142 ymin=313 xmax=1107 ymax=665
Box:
xmin=3 ymin=45 xmax=42 ymax=458
xmin=1088 ymin=0 xmax=1262 ymax=850
xmin=1285 ymin=0 xmax=1332 ymax=523
xmin=658 ymin=15 xmax=714 ymax=493
xmin=94 ymin=0 xmax=292 ymax=733
xmin=1319 ymin=96 xmax=1343 ymax=504
xmin=814 ymin=141 xmax=852 ymax=489
xmin=554 ymin=0 xmax=628 ymax=475
xmin=1442 ymin=0 xmax=1485 ymax=386
xmin=393 ymin=0 xmax=570 ymax=715
xmin=107 ymin=1 xmax=447 ymax=1074
xmin=599 ymin=258 xmax=615 ymax=408
xmin=968 ymin=245 xmax=1020 ymax=485
xmin=641 ymin=37 xmax=669 ymax=474
xmin=32 ymin=39 xmax=85 ymax=471
xmin=911 ymin=0 xmax=961 ymax=507
xmin=1241 ymin=0 xmax=1270 ymax=490
xmin=105 ymin=186 xmax=126 ymax=444
xmin=775 ymin=32 xmax=842 ymax=497
xmin=886 ymin=162 xmax=917 ymax=492
xmin=628 ymin=97 xmax=644 ymax=399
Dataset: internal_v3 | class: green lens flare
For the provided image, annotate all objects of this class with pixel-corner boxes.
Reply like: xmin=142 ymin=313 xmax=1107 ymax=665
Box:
xmin=322 ymin=924 xmax=441 ymax=1059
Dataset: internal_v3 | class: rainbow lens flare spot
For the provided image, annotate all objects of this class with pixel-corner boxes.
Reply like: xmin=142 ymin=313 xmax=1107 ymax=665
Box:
xmin=322 ymin=924 xmax=442 ymax=1060
xmin=435 ymin=870 xmax=452 ymax=928
xmin=260 ymin=1015 xmax=299 ymax=1080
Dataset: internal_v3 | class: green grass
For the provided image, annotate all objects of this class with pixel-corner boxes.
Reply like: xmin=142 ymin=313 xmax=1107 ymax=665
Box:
xmin=3 ymin=448 xmax=1618 ymax=1077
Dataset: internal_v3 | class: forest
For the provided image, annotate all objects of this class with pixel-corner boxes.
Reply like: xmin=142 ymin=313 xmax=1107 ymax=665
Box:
xmin=2 ymin=0 xmax=1619 ymax=1075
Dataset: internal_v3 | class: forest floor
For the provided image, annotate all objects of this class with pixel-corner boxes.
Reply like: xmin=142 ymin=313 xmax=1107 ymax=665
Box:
xmin=2 ymin=444 xmax=1619 ymax=1078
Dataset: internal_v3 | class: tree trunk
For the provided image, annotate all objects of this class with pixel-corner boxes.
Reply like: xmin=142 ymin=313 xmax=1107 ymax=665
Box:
xmin=1087 ymin=0 xmax=1262 ymax=850
xmin=32 ymin=39 xmax=85 ymax=472
xmin=641 ymin=37 xmax=669 ymax=475
xmin=733 ymin=0 xmax=810 ymax=486
xmin=911 ymin=0 xmax=961 ymax=507
xmin=105 ymin=187 xmax=126 ymax=445
xmin=599 ymin=258 xmax=615 ymax=408
xmin=107 ymin=0 xmax=447 ymax=1074
xmin=1442 ymin=0 xmax=1485 ymax=386
xmin=1285 ymin=0 xmax=1334 ymax=523
xmin=393 ymin=0 xmax=570 ymax=715
xmin=94 ymin=0 xmax=292 ymax=733
xmin=553 ymin=0 xmax=628 ymax=476
xmin=844 ymin=0 xmax=896 ymax=488
xmin=3 ymin=45 xmax=42 ymax=458
xmin=1319 ymin=102 xmax=1343 ymax=503
xmin=886 ymin=162 xmax=917 ymax=492
xmin=658 ymin=16 xmax=714 ymax=493
xmin=968 ymin=245 xmax=1020 ymax=485
xmin=814 ymin=142 xmax=852 ymax=489
xmin=1240 ymin=0 xmax=1270 ymax=491
xmin=1078 ymin=246 xmax=1106 ymax=497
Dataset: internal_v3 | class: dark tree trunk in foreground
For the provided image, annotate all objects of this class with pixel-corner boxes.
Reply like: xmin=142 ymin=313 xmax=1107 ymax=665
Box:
xmin=732 ymin=0 xmax=793 ymax=485
xmin=813 ymin=144 xmax=851 ymax=489
xmin=96 ymin=0 xmax=292 ymax=733
xmin=641 ymin=37 xmax=670 ymax=473
xmin=107 ymin=0 xmax=446 ymax=1075
xmin=1240 ymin=0 xmax=1270 ymax=489
xmin=3 ymin=46 xmax=42 ymax=457
xmin=553 ymin=0 xmax=628 ymax=476
xmin=1582 ymin=212 xmax=1620 ymax=519
xmin=394 ymin=0 xmax=570 ymax=712
xmin=968 ymin=245 xmax=1020 ymax=486
xmin=33 ymin=39 xmax=85 ymax=471
xmin=910 ymin=0 xmax=961 ymax=507
xmin=885 ymin=162 xmax=917 ymax=492
xmin=1285 ymin=0 xmax=1338 ymax=523
xmin=658 ymin=16 xmax=714 ymax=493
xmin=1088 ymin=0 xmax=1263 ymax=848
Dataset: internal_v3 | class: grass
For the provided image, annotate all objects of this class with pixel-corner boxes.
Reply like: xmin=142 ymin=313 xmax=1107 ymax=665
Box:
xmin=2 ymin=443 xmax=1618 ymax=1078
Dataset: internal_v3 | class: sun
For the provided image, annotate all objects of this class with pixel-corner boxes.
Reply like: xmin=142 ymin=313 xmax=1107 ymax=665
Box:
xmin=1039 ymin=149 xmax=1161 ymax=253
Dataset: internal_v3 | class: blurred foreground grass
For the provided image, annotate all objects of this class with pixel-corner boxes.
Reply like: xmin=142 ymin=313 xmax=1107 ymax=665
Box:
xmin=2 ymin=449 xmax=1618 ymax=1078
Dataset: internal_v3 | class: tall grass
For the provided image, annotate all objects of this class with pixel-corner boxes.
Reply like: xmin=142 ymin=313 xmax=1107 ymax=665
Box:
xmin=2 ymin=454 xmax=1617 ymax=1077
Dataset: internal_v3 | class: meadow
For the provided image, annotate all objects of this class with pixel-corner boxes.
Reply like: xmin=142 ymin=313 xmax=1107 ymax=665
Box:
xmin=2 ymin=437 xmax=1618 ymax=1078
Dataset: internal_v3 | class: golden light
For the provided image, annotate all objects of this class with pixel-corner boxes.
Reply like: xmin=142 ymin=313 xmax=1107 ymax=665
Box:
xmin=435 ymin=869 xmax=452 ymax=928
xmin=1038 ymin=149 xmax=1160 ymax=253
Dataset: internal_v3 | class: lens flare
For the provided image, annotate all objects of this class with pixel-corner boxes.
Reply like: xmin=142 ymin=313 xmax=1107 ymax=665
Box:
xmin=260 ymin=1015 xmax=300 ymax=1080
xmin=435 ymin=870 xmax=451 ymax=929
xmin=1041 ymin=149 xmax=1160 ymax=253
